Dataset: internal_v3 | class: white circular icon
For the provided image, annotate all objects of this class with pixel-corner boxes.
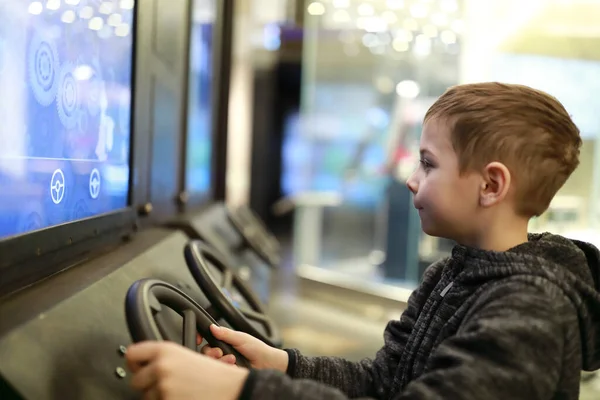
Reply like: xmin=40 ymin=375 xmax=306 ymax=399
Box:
xmin=89 ymin=168 xmax=101 ymax=199
xmin=50 ymin=169 xmax=65 ymax=205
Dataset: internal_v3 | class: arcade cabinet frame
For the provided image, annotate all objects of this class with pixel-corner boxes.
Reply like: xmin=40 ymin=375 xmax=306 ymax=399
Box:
xmin=0 ymin=3 xmax=141 ymax=299
xmin=161 ymin=0 xmax=236 ymax=240
xmin=0 ymin=2 xmax=226 ymax=398
xmin=177 ymin=0 xmax=234 ymax=213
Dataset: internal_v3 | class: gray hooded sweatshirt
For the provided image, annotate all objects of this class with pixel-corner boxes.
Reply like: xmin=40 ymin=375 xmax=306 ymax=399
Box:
xmin=239 ymin=233 xmax=600 ymax=400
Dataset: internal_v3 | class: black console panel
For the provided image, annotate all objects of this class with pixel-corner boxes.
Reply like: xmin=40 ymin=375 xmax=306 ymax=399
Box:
xmin=0 ymin=229 xmax=215 ymax=400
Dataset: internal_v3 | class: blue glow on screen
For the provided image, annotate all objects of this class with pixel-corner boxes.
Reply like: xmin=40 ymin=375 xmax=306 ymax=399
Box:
xmin=0 ymin=0 xmax=135 ymax=239
xmin=186 ymin=0 xmax=215 ymax=196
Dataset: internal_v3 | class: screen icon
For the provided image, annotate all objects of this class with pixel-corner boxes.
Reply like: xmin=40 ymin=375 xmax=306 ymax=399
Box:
xmin=57 ymin=63 xmax=79 ymax=129
xmin=50 ymin=169 xmax=65 ymax=205
xmin=28 ymin=32 xmax=59 ymax=106
xmin=89 ymin=168 xmax=101 ymax=199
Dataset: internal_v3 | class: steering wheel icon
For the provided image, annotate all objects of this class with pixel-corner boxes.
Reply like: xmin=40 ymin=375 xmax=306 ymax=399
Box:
xmin=89 ymin=168 xmax=101 ymax=199
xmin=50 ymin=169 xmax=65 ymax=205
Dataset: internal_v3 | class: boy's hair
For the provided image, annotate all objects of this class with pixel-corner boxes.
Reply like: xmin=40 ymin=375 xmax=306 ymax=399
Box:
xmin=424 ymin=82 xmax=582 ymax=217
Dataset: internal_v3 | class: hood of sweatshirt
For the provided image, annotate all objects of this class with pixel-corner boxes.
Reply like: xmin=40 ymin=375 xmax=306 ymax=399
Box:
xmin=454 ymin=233 xmax=600 ymax=371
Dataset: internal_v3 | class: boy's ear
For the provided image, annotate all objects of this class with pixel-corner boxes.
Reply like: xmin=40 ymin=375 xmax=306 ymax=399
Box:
xmin=479 ymin=162 xmax=511 ymax=208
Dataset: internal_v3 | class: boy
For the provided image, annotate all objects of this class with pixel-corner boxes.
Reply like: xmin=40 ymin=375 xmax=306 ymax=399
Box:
xmin=126 ymin=82 xmax=600 ymax=400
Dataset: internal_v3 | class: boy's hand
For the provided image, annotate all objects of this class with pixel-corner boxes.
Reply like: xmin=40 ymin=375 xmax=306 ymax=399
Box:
xmin=126 ymin=341 xmax=249 ymax=400
xmin=198 ymin=324 xmax=289 ymax=372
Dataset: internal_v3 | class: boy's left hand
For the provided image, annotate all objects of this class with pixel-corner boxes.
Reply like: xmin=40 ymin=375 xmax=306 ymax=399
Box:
xmin=126 ymin=341 xmax=250 ymax=400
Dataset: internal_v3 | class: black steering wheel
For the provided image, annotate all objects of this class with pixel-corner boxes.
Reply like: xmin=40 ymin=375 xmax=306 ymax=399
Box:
xmin=226 ymin=205 xmax=281 ymax=268
xmin=125 ymin=278 xmax=251 ymax=368
xmin=184 ymin=240 xmax=282 ymax=348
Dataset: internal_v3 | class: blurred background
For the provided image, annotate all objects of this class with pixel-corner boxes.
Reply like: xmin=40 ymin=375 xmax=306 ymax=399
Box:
xmin=231 ymin=0 xmax=600 ymax=292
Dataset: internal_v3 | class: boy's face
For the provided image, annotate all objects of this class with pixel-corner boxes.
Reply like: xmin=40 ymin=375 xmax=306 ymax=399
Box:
xmin=406 ymin=118 xmax=482 ymax=242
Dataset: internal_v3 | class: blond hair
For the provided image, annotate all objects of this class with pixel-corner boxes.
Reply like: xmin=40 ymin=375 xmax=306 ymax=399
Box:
xmin=425 ymin=82 xmax=581 ymax=217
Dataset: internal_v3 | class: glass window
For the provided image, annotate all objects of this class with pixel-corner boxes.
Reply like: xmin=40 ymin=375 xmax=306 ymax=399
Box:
xmin=291 ymin=0 xmax=600 ymax=290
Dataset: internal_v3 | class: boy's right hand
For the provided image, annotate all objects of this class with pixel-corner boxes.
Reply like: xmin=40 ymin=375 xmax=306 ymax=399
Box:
xmin=198 ymin=324 xmax=289 ymax=372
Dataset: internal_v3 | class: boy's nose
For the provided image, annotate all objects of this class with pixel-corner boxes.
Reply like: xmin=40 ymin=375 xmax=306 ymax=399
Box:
xmin=406 ymin=173 xmax=418 ymax=194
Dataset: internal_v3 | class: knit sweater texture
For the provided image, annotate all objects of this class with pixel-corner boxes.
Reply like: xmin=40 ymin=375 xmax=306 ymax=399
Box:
xmin=240 ymin=233 xmax=600 ymax=400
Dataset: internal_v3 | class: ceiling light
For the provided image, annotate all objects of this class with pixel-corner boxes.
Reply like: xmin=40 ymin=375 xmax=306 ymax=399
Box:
xmin=307 ymin=2 xmax=325 ymax=16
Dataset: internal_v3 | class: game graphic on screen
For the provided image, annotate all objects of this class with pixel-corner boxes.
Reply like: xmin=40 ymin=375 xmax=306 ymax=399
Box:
xmin=0 ymin=0 xmax=135 ymax=239
xmin=186 ymin=0 xmax=215 ymax=196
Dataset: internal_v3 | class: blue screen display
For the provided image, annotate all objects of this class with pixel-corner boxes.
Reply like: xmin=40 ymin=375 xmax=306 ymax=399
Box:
xmin=186 ymin=0 xmax=215 ymax=196
xmin=0 ymin=0 xmax=134 ymax=239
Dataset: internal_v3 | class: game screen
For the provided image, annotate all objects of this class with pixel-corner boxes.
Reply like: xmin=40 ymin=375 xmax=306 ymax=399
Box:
xmin=0 ymin=0 xmax=135 ymax=239
xmin=185 ymin=0 xmax=215 ymax=196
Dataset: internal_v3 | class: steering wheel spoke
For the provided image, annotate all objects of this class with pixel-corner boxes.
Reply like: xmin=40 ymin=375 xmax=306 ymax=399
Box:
xmin=154 ymin=309 xmax=179 ymax=343
xmin=221 ymin=270 xmax=233 ymax=291
xmin=182 ymin=309 xmax=197 ymax=350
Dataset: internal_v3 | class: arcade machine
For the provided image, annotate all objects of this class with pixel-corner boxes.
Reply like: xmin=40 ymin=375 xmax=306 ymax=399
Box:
xmin=0 ymin=1 xmax=280 ymax=399
xmin=163 ymin=0 xmax=281 ymax=305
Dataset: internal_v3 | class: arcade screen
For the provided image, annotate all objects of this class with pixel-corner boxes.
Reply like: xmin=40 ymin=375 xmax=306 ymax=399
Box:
xmin=0 ymin=0 xmax=135 ymax=239
xmin=185 ymin=0 xmax=215 ymax=197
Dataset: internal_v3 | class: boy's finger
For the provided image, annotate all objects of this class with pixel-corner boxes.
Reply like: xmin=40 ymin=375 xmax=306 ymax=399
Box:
xmin=210 ymin=324 xmax=248 ymax=347
xmin=126 ymin=342 xmax=163 ymax=365
xmin=222 ymin=354 xmax=237 ymax=364
xmin=200 ymin=345 xmax=223 ymax=358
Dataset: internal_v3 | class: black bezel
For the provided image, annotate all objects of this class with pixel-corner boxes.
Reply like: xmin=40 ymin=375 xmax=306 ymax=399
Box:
xmin=0 ymin=2 xmax=140 ymax=298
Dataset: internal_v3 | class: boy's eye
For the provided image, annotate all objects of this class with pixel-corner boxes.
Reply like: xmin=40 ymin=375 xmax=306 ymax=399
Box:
xmin=419 ymin=159 xmax=433 ymax=170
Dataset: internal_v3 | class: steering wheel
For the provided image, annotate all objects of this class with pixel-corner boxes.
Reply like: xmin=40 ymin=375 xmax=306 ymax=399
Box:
xmin=184 ymin=240 xmax=282 ymax=348
xmin=226 ymin=205 xmax=281 ymax=268
xmin=125 ymin=278 xmax=251 ymax=368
